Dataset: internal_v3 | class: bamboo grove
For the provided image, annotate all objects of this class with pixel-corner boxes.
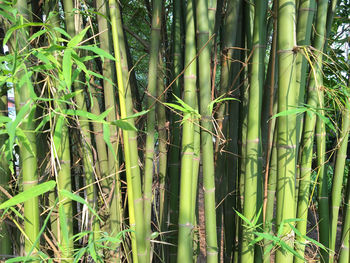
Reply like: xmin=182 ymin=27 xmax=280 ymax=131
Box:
xmin=0 ymin=0 xmax=349 ymax=262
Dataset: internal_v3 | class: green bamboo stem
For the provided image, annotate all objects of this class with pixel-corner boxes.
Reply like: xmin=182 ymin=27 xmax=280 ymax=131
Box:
xmin=112 ymin=2 xmax=141 ymax=261
xmin=48 ymin=12 xmax=74 ymax=261
xmin=95 ymin=2 xmax=123 ymax=256
xmin=263 ymin=130 xmax=278 ymax=263
xmin=215 ymin=2 xmax=241 ymax=256
xmin=109 ymin=1 xmax=146 ymax=262
xmin=338 ymin=172 xmax=350 ymax=263
xmin=143 ymin=0 xmax=162 ymax=260
xmin=316 ymin=106 xmax=329 ymax=263
xmin=295 ymin=0 xmax=315 ymax=140
xmin=294 ymin=73 xmax=319 ymax=263
xmin=62 ymin=0 xmax=100 ymax=238
xmin=177 ymin=0 xmax=197 ymax=261
xmin=156 ymin=56 xmax=168 ymax=230
xmin=329 ymin=108 xmax=350 ymax=262
xmin=275 ymin=1 xmax=297 ymax=262
xmin=208 ymin=0 xmax=217 ymax=38
xmin=293 ymin=0 xmax=316 ymax=218
xmin=309 ymin=2 xmax=329 ymax=262
xmin=241 ymin=1 xmax=267 ymax=262
xmin=168 ymin=1 xmax=183 ymax=256
xmin=12 ymin=0 xmax=40 ymax=258
xmin=191 ymin=77 xmax=200 ymax=261
xmin=195 ymin=0 xmax=218 ymax=261
xmin=0 ymin=94 xmax=11 ymax=255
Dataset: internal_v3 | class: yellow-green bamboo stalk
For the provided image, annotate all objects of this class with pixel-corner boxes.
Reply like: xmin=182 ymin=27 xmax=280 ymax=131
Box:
xmin=13 ymin=0 xmax=40 ymax=258
xmin=241 ymin=0 xmax=267 ymax=262
xmin=143 ymin=0 xmax=163 ymax=259
xmin=177 ymin=0 xmax=197 ymax=261
xmin=276 ymin=0 xmax=297 ymax=262
xmin=168 ymin=0 xmax=183 ymax=259
xmin=0 ymin=93 xmax=11 ymax=255
xmin=62 ymin=0 xmax=99 ymax=237
xmin=109 ymin=0 xmax=146 ymax=262
xmin=195 ymin=0 xmax=218 ymax=261
xmin=329 ymin=108 xmax=350 ymax=262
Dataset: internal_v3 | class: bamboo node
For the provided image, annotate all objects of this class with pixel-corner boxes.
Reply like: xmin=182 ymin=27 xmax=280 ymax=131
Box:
xmin=179 ymin=222 xmax=194 ymax=228
xmin=276 ymin=144 xmax=296 ymax=149
xmin=203 ymin=186 xmax=215 ymax=194
xmin=276 ymin=49 xmax=294 ymax=54
xmin=246 ymin=138 xmax=259 ymax=143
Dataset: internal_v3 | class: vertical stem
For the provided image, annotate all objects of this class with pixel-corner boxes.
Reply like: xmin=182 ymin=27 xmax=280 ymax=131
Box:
xmin=241 ymin=0 xmax=267 ymax=262
xmin=276 ymin=0 xmax=297 ymax=263
xmin=14 ymin=0 xmax=39 ymax=258
xmin=330 ymin=108 xmax=350 ymax=261
xmin=177 ymin=0 xmax=197 ymax=261
xmin=143 ymin=0 xmax=162 ymax=259
xmin=195 ymin=0 xmax=218 ymax=261
xmin=109 ymin=1 xmax=146 ymax=262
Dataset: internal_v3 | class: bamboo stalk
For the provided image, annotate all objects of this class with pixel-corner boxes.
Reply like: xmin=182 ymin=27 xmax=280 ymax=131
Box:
xmin=195 ymin=0 xmax=218 ymax=261
xmin=329 ymin=108 xmax=350 ymax=262
xmin=0 ymin=93 xmax=11 ymax=255
xmin=276 ymin=0 xmax=297 ymax=262
xmin=143 ymin=0 xmax=163 ymax=259
xmin=13 ymin=0 xmax=40 ymax=258
xmin=168 ymin=0 xmax=183 ymax=257
xmin=338 ymin=171 xmax=350 ymax=263
xmin=109 ymin=1 xmax=146 ymax=262
xmin=177 ymin=0 xmax=197 ymax=261
xmin=62 ymin=0 xmax=100 ymax=238
xmin=241 ymin=1 xmax=267 ymax=262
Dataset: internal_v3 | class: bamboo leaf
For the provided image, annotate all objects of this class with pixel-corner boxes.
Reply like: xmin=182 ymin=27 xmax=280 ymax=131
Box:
xmin=59 ymin=189 xmax=102 ymax=222
xmin=76 ymin=45 xmax=116 ymax=60
xmin=16 ymin=128 xmax=36 ymax=157
xmin=103 ymin=123 xmax=117 ymax=160
xmin=270 ymin=108 xmax=307 ymax=120
xmin=28 ymin=29 xmax=47 ymax=42
xmin=111 ymin=120 xmax=137 ymax=131
xmin=0 ymin=181 xmax=56 ymax=209
xmin=67 ymin=26 xmax=90 ymax=48
xmin=121 ymin=110 xmax=149 ymax=120
xmin=62 ymin=109 xmax=108 ymax=122
xmin=59 ymin=205 xmax=70 ymax=251
xmin=53 ymin=27 xmax=71 ymax=40
xmin=164 ymin=102 xmax=187 ymax=113
xmin=62 ymin=49 xmax=72 ymax=88
xmin=208 ymin=94 xmax=240 ymax=114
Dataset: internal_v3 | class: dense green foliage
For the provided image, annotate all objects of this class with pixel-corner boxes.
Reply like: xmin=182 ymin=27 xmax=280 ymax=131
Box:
xmin=0 ymin=0 xmax=349 ymax=262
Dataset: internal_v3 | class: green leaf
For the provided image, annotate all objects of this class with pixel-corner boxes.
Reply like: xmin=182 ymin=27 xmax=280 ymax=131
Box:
xmin=53 ymin=115 xmax=64 ymax=148
xmin=28 ymin=29 xmax=47 ymax=42
xmin=270 ymin=108 xmax=308 ymax=121
xmin=63 ymin=109 xmax=108 ymax=122
xmin=173 ymin=94 xmax=199 ymax=115
xmin=59 ymin=205 xmax=70 ymax=248
xmin=121 ymin=110 xmax=149 ymax=120
xmin=76 ymin=45 xmax=115 ymax=60
xmin=5 ymin=256 xmax=40 ymax=263
xmin=164 ymin=102 xmax=187 ymax=113
xmin=62 ymin=49 xmax=72 ymax=88
xmin=59 ymin=189 xmax=102 ymax=222
xmin=16 ymin=128 xmax=36 ymax=157
xmin=208 ymin=94 xmax=240 ymax=114
xmin=111 ymin=120 xmax=137 ymax=131
xmin=53 ymin=27 xmax=71 ymax=40
xmin=103 ymin=123 xmax=117 ymax=160
xmin=0 ymin=181 xmax=56 ymax=209
xmin=67 ymin=26 xmax=90 ymax=48
xmin=233 ymin=209 xmax=254 ymax=228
